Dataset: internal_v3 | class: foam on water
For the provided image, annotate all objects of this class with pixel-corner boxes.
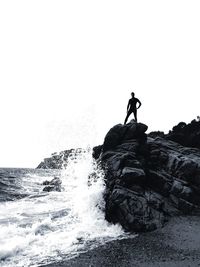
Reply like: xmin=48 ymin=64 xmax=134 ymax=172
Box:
xmin=0 ymin=149 xmax=127 ymax=267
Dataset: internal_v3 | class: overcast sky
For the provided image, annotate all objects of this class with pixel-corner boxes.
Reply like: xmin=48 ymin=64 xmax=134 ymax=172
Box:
xmin=0 ymin=1 xmax=200 ymax=167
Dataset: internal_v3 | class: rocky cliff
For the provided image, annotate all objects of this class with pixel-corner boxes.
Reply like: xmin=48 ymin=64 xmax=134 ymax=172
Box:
xmin=149 ymin=118 xmax=200 ymax=149
xmin=37 ymin=119 xmax=200 ymax=232
xmin=94 ymin=120 xmax=200 ymax=232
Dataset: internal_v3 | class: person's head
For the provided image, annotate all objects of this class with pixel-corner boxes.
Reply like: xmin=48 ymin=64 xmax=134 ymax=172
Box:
xmin=131 ymin=92 xmax=135 ymax=98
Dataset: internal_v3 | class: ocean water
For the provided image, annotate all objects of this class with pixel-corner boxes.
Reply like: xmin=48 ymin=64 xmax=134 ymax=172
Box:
xmin=0 ymin=149 xmax=127 ymax=267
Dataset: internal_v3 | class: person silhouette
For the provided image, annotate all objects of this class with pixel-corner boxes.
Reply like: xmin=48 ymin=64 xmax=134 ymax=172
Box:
xmin=124 ymin=92 xmax=142 ymax=124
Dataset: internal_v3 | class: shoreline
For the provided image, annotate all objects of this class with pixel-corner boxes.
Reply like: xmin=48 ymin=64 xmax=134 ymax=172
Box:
xmin=41 ymin=216 xmax=200 ymax=267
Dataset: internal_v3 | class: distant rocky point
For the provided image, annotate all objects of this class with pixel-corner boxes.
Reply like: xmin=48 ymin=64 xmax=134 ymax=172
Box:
xmin=37 ymin=148 xmax=82 ymax=169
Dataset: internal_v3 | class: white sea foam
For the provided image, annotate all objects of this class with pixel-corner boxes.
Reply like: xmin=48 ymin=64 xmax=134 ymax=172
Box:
xmin=0 ymin=149 xmax=127 ymax=267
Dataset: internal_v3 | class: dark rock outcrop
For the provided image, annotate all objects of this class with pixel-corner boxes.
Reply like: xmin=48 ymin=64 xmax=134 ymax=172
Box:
xmin=42 ymin=177 xmax=62 ymax=192
xmin=150 ymin=118 xmax=200 ymax=150
xmin=94 ymin=120 xmax=200 ymax=232
xmin=36 ymin=118 xmax=200 ymax=233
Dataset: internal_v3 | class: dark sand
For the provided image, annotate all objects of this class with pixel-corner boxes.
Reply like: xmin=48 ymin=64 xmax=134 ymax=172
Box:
xmin=42 ymin=216 xmax=200 ymax=267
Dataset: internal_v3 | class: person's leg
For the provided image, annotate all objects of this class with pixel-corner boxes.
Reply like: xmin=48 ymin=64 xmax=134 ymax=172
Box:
xmin=133 ymin=109 xmax=137 ymax=122
xmin=124 ymin=110 xmax=132 ymax=124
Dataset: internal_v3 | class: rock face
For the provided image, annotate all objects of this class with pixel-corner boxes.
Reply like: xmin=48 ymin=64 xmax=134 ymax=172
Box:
xmin=42 ymin=177 xmax=62 ymax=192
xmin=94 ymin=120 xmax=200 ymax=232
xmin=150 ymin=119 xmax=200 ymax=149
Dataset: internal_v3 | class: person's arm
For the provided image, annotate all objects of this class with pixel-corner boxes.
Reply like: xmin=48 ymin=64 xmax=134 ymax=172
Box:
xmin=137 ymin=99 xmax=142 ymax=109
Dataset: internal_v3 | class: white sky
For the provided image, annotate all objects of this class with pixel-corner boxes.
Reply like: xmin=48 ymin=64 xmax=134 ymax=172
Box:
xmin=0 ymin=1 xmax=200 ymax=168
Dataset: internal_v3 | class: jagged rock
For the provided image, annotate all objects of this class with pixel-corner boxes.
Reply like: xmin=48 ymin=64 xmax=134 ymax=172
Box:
xmin=149 ymin=118 xmax=200 ymax=149
xmin=103 ymin=122 xmax=148 ymax=152
xmin=120 ymin=167 xmax=146 ymax=187
xmin=36 ymin=118 xmax=200 ymax=233
xmin=42 ymin=177 xmax=62 ymax=192
xmin=105 ymin=185 xmax=165 ymax=232
xmin=98 ymin=120 xmax=200 ymax=232
xmin=92 ymin=145 xmax=103 ymax=159
xmin=147 ymin=137 xmax=200 ymax=186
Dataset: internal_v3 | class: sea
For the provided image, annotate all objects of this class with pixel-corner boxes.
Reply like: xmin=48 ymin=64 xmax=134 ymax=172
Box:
xmin=0 ymin=149 xmax=127 ymax=267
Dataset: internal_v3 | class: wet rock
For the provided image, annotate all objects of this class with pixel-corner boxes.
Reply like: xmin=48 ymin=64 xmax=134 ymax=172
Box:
xmin=149 ymin=118 xmax=200 ymax=150
xmin=92 ymin=145 xmax=103 ymax=159
xmin=37 ymin=118 xmax=200 ymax=232
xmin=105 ymin=185 xmax=165 ymax=232
xmin=42 ymin=177 xmax=62 ymax=192
xmin=102 ymin=122 xmax=148 ymax=152
xmin=100 ymin=120 xmax=200 ymax=232
xmin=120 ymin=167 xmax=146 ymax=187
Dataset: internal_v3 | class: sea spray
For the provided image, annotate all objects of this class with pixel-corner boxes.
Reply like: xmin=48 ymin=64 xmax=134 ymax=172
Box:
xmin=0 ymin=148 xmax=125 ymax=267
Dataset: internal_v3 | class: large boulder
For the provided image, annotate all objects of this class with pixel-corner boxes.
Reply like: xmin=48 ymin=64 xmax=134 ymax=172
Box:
xmin=98 ymin=121 xmax=200 ymax=232
xmin=105 ymin=185 xmax=165 ymax=232
xmin=103 ymin=122 xmax=148 ymax=152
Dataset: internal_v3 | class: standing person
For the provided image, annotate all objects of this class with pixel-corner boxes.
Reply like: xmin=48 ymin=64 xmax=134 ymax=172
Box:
xmin=124 ymin=92 xmax=142 ymax=124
